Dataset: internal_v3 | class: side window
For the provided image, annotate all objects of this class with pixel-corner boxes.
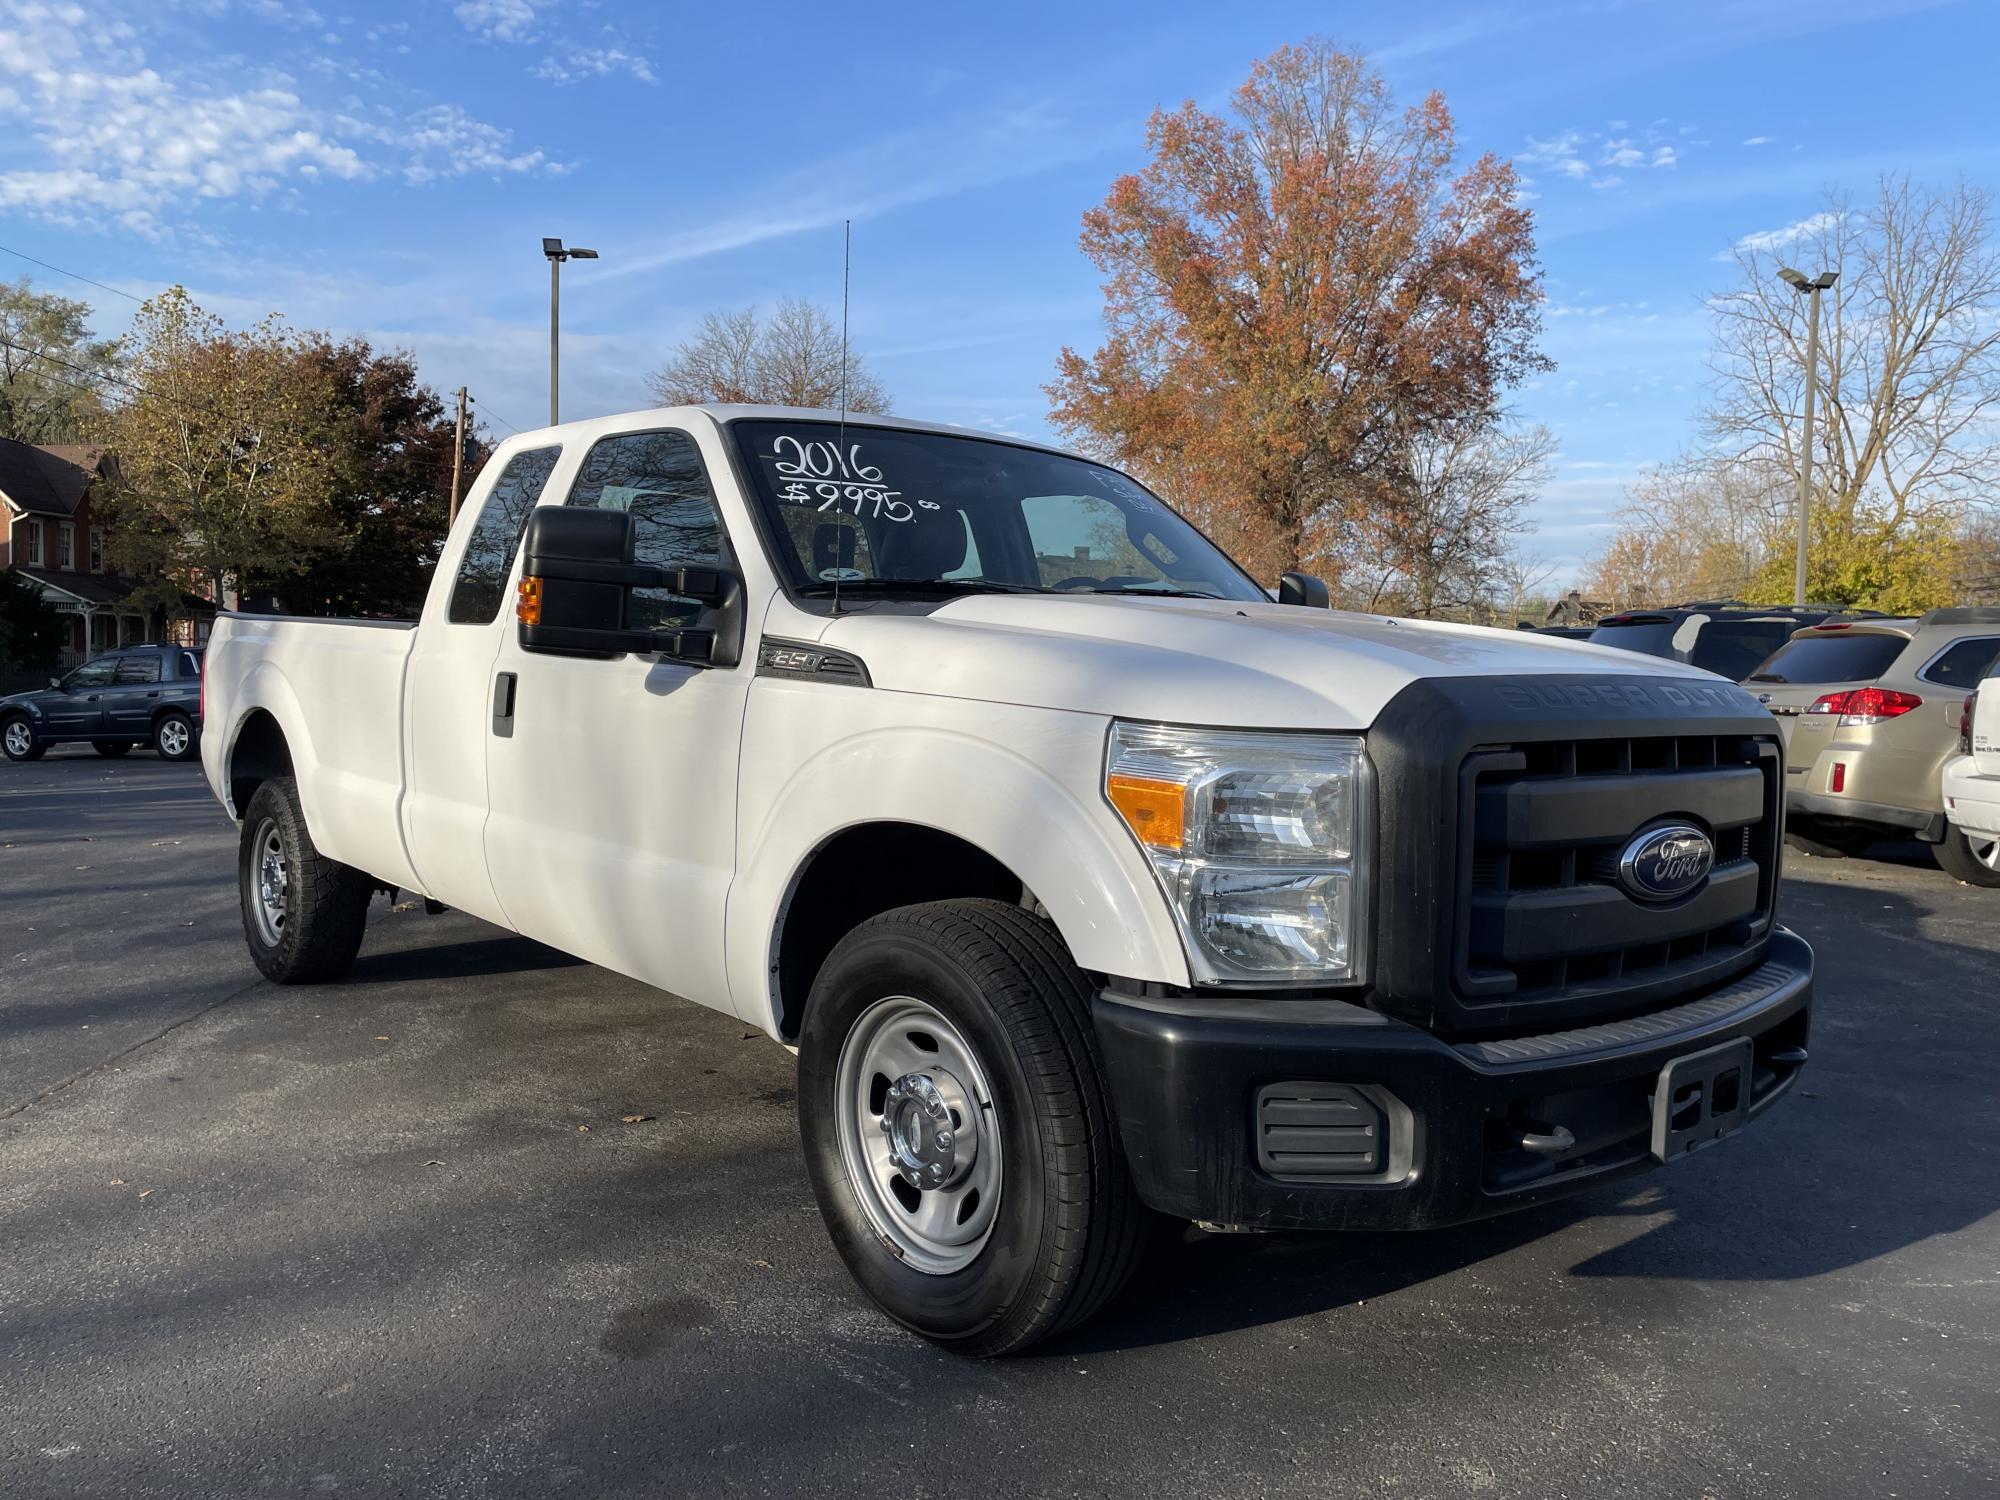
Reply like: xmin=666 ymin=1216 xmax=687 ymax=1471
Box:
xmin=179 ymin=652 xmax=200 ymax=679
xmin=447 ymin=445 xmax=563 ymax=625
xmin=67 ymin=656 xmax=117 ymax=687
xmin=114 ymin=655 xmax=162 ymax=685
xmin=1920 ymin=636 xmax=2000 ymax=690
xmin=565 ymin=430 xmax=730 ymax=629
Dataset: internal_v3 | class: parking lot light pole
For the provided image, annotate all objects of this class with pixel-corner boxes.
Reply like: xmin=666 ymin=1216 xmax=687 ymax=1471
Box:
xmin=1779 ymin=266 xmax=1838 ymax=606
xmin=543 ymin=238 xmax=599 ymax=426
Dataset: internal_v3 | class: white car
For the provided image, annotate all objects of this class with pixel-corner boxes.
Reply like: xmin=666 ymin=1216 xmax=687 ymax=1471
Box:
xmin=1939 ymin=664 xmax=2000 ymax=885
xmin=198 ymin=404 xmax=1814 ymax=1353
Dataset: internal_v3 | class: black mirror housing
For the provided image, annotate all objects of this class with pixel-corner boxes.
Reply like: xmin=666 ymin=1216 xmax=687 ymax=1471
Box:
xmin=1278 ymin=571 xmax=1331 ymax=609
xmin=516 ymin=505 xmax=744 ymax=667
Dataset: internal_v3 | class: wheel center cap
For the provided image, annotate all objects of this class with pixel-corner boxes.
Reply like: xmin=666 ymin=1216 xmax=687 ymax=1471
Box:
xmin=881 ymin=1070 xmax=975 ymax=1189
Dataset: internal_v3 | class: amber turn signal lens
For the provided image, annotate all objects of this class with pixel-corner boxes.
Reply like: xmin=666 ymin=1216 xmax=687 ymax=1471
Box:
xmin=516 ymin=576 xmax=543 ymax=626
xmin=1107 ymin=773 xmax=1186 ymax=852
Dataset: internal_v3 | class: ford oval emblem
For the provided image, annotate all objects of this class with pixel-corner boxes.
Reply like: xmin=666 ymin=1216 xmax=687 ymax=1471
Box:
xmin=1617 ymin=823 xmax=1715 ymax=901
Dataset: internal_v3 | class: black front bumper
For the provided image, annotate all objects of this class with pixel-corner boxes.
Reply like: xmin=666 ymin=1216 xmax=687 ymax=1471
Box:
xmin=1094 ymin=929 xmax=1812 ymax=1232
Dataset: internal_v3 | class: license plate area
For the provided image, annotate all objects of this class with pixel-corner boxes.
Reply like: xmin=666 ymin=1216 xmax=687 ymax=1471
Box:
xmin=1650 ymin=1038 xmax=1754 ymax=1162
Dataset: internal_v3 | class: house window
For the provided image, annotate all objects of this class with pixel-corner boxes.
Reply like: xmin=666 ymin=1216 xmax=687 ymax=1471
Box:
xmin=23 ymin=520 xmax=41 ymax=566
xmin=58 ymin=522 xmax=75 ymax=570
xmin=89 ymin=527 xmax=103 ymax=572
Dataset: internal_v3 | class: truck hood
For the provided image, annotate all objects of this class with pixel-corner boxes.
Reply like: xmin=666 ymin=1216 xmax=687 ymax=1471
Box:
xmin=818 ymin=595 xmax=1738 ymax=728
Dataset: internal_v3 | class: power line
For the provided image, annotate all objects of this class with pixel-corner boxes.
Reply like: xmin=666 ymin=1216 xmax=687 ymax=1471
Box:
xmin=0 ymin=242 xmax=148 ymax=304
xmin=0 ymin=332 xmax=232 ymax=420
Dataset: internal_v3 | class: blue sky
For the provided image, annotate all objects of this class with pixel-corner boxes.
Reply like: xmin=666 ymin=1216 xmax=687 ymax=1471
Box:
xmin=2 ymin=0 xmax=1995 ymax=584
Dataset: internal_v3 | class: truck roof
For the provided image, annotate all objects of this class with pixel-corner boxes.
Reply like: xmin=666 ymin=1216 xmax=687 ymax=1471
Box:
xmin=495 ymin=404 xmax=1077 ymax=460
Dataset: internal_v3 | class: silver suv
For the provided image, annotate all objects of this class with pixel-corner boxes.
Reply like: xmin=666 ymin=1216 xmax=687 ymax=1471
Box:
xmin=1747 ymin=608 xmax=2000 ymax=867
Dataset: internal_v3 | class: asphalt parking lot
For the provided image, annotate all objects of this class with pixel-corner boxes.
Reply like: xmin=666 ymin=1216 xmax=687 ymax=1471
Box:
xmin=3 ymin=749 xmax=1997 ymax=1499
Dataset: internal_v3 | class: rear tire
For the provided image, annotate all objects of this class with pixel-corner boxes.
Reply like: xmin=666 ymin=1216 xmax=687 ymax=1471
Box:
xmin=2 ymin=715 xmax=44 ymax=762
xmin=1933 ymin=825 xmax=2000 ymax=888
xmin=154 ymin=710 xmax=198 ymax=762
xmin=798 ymin=898 xmax=1148 ymax=1356
xmin=93 ymin=741 xmax=134 ymax=758
xmin=238 ymin=777 xmax=373 ymax=983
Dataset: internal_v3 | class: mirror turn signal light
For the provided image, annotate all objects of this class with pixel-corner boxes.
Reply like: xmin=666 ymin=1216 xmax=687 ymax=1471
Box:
xmin=516 ymin=576 xmax=543 ymax=626
xmin=1107 ymin=773 xmax=1186 ymax=853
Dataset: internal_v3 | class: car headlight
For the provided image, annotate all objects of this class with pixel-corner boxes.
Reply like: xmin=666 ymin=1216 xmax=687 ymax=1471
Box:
xmin=1104 ymin=722 xmax=1370 ymax=985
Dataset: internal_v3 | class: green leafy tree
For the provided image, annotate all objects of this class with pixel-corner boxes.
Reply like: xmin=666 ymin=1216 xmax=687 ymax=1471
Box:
xmin=0 ymin=570 xmax=67 ymax=672
xmin=261 ymin=338 xmax=491 ymax=616
xmin=0 ymin=278 xmax=120 ymax=444
xmin=98 ymin=287 xmax=350 ymax=610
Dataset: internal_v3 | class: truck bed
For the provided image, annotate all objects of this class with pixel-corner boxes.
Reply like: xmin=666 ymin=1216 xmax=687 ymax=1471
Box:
xmin=200 ymin=612 xmax=424 ymax=894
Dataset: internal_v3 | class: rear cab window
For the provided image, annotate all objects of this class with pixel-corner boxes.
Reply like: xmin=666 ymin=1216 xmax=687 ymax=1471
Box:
xmin=448 ymin=446 xmax=564 ymax=625
xmin=1747 ymin=633 xmax=1908 ymax=685
xmin=1686 ymin=621 xmax=1798 ymax=680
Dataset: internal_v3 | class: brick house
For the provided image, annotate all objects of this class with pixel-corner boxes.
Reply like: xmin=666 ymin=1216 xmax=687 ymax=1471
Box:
xmin=0 ymin=437 xmax=212 ymax=668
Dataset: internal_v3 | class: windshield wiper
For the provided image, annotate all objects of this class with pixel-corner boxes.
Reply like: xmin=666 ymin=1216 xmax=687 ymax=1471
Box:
xmin=796 ymin=577 xmax=1049 ymax=597
xmin=1083 ymin=583 xmax=1226 ymax=599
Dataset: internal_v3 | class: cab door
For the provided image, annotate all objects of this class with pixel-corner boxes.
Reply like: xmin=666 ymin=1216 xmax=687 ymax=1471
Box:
xmin=44 ymin=655 xmax=115 ymax=735
xmin=400 ymin=443 xmax=566 ymax=922
xmin=481 ymin=425 xmax=755 ymax=1015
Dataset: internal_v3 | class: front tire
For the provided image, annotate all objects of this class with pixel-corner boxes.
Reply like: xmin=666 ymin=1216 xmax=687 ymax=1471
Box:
xmin=154 ymin=710 xmax=198 ymax=762
xmin=1934 ymin=825 xmax=2000 ymax=887
xmin=798 ymin=899 xmax=1147 ymax=1356
xmin=2 ymin=715 xmax=44 ymax=762
xmin=238 ymin=777 xmax=373 ymax=983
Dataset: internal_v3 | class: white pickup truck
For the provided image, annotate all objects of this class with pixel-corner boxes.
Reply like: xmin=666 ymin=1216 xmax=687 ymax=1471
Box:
xmin=200 ymin=405 xmax=1814 ymax=1353
xmin=1940 ymin=664 xmax=2000 ymax=885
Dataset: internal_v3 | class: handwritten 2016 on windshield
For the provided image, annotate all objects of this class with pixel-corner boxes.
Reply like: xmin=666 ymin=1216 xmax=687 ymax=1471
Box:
xmin=769 ymin=435 xmax=937 ymax=524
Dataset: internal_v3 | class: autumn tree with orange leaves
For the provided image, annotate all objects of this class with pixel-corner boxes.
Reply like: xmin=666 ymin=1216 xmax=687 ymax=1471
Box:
xmin=1048 ymin=41 xmax=1550 ymax=587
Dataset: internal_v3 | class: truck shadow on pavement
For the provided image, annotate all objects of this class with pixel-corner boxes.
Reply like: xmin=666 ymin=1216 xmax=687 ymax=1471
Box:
xmin=1051 ymin=871 xmax=1999 ymax=1355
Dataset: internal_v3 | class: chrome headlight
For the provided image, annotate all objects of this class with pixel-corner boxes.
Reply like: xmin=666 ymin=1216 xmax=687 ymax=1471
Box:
xmin=1105 ymin=722 xmax=1370 ymax=985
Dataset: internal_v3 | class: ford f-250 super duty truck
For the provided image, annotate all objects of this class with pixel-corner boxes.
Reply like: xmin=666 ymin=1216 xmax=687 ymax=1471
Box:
xmin=200 ymin=405 xmax=1813 ymax=1354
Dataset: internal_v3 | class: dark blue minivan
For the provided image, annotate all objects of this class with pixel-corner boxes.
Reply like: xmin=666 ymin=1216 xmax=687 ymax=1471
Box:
xmin=1 ymin=645 xmax=204 ymax=762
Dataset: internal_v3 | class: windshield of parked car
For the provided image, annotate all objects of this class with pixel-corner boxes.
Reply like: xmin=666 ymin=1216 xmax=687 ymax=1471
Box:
xmin=1590 ymin=615 xmax=1815 ymax=679
xmin=729 ymin=420 xmax=1267 ymax=602
xmin=1745 ymin=633 xmax=1908 ymax=684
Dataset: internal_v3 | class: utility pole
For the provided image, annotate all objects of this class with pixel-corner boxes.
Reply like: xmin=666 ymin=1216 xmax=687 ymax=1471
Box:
xmin=448 ymin=386 xmax=469 ymax=525
xmin=1779 ymin=267 xmax=1839 ymax=606
xmin=542 ymin=237 xmax=599 ymax=426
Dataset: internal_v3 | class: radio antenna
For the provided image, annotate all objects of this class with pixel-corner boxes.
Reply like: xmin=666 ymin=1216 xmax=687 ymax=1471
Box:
xmin=833 ymin=218 xmax=851 ymax=618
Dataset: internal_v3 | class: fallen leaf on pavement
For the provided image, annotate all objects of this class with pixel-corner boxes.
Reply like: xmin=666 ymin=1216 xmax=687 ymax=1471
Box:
xmin=577 ymin=1124 xmax=591 ymax=1132
xmin=621 ymin=1114 xmax=654 ymax=1124
xmin=424 ymin=1160 xmax=444 ymax=1167
xmin=750 ymin=1258 xmax=773 ymax=1269
xmin=137 ymin=1189 xmax=152 ymax=1199
xmin=374 ymin=1035 xmax=390 ymax=1041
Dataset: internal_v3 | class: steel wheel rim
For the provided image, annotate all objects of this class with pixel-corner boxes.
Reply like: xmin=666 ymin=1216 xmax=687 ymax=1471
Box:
xmin=833 ymin=995 xmax=1003 ymax=1276
xmin=159 ymin=719 xmax=189 ymax=757
xmin=1972 ymin=834 xmax=2000 ymax=872
xmin=251 ymin=817 xmax=288 ymax=948
xmin=3 ymin=722 xmax=27 ymax=757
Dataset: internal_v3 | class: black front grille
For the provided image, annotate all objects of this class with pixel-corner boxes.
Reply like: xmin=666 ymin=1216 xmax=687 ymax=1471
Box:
xmin=1455 ymin=733 xmax=1781 ymax=1022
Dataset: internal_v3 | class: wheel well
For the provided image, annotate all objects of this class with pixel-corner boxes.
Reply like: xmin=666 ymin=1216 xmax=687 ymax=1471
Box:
xmin=772 ymin=823 xmax=1028 ymax=1040
xmin=227 ymin=710 xmax=293 ymax=818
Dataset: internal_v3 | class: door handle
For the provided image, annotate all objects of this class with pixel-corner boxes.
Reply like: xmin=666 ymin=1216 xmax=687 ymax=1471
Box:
xmin=491 ymin=672 xmax=517 ymax=738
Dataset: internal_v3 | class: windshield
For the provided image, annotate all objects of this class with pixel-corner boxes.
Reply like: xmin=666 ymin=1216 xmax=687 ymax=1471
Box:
xmin=1747 ymin=633 xmax=1907 ymax=685
xmin=1590 ymin=615 xmax=1815 ymax=679
xmin=729 ymin=420 xmax=1266 ymax=603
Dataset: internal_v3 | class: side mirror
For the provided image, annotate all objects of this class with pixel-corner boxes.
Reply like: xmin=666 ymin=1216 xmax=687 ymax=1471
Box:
xmin=1277 ymin=571 xmax=1331 ymax=609
xmin=50 ymin=677 xmax=62 ymax=689
xmin=515 ymin=506 xmax=744 ymax=667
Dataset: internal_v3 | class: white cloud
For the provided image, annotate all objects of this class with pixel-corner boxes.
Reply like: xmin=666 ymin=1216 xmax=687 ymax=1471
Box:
xmin=1520 ymin=123 xmax=1691 ymax=192
xmin=1722 ymin=210 xmax=1839 ymax=258
xmin=452 ymin=0 xmax=541 ymax=42
xmin=532 ymin=47 xmax=656 ymax=85
xmin=1741 ymin=135 xmax=1776 ymax=146
xmin=0 ymin=0 xmax=560 ymax=232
